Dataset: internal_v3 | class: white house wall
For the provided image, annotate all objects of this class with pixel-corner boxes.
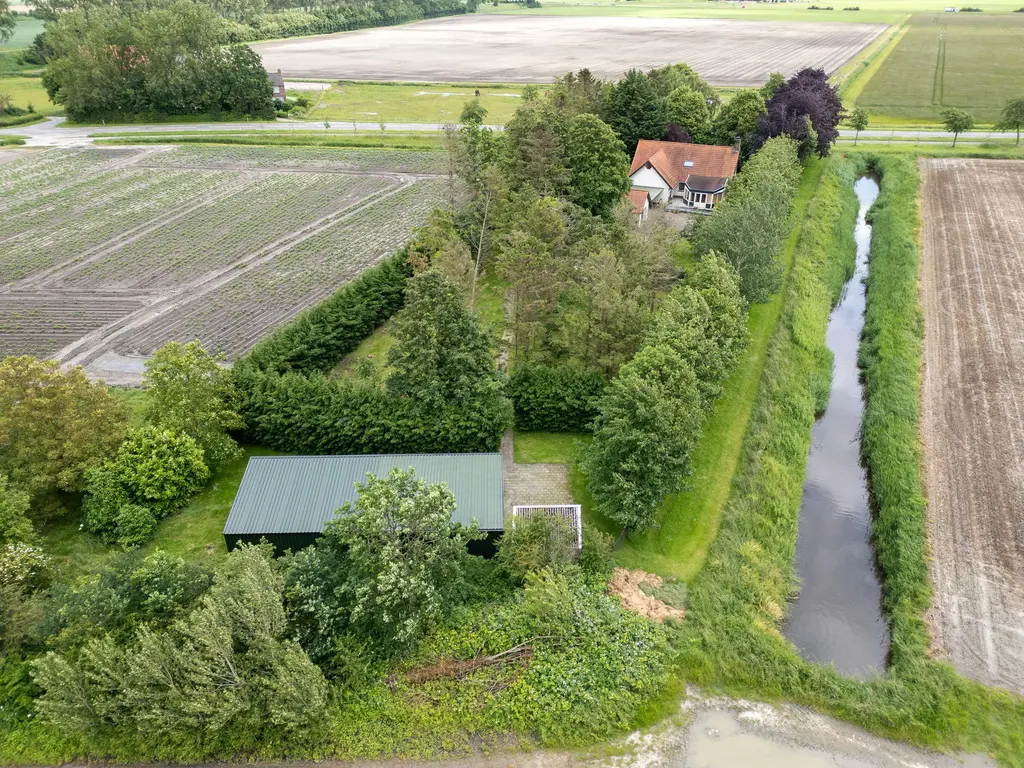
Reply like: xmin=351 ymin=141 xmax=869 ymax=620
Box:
xmin=629 ymin=167 xmax=670 ymax=203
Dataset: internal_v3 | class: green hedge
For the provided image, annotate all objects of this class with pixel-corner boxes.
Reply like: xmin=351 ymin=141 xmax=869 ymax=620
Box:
xmin=234 ymin=252 xmax=508 ymax=455
xmin=507 ymin=363 xmax=606 ymax=433
xmin=238 ymin=252 xmax=411 ymax=377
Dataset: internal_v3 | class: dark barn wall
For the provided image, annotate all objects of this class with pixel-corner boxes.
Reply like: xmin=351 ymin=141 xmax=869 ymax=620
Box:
xmin=225 ymin=530 xmax=505 ymax=558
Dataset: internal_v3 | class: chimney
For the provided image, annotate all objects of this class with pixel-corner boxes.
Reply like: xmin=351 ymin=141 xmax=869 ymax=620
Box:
xmin=733 ymin=136 xmax=742 ymax=154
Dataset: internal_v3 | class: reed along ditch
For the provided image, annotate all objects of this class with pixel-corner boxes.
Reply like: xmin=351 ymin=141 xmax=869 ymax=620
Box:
xmin=783 ymin=174 xmax=890 ymax=677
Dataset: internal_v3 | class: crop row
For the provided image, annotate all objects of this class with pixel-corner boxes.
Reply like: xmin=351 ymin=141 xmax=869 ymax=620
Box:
xmin=119 ymin=177 xmax=449 ymax=357
xmin=60 ymin=172 xmax=399 ymax=291
xmin=140 ymin=144 xmax=449 ymax=175
xmin=1 ymin=169 xmax=245 ymax=283
xmin=0 ymin=149 xmax=147 ymax=213
xmin=0 ymin=293 xmax=143 ymax=359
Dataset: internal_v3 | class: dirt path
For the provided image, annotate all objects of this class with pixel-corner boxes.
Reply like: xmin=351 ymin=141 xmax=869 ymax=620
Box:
xmin=78 ymin=690 xmax=993 ymax=768
xmin=919 ymin=158 xmax=1024 ymax=696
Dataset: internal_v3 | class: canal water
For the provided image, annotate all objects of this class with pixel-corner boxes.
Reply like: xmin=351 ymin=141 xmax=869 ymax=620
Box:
xmin=783 ymin=175 xmax=890 ymax=677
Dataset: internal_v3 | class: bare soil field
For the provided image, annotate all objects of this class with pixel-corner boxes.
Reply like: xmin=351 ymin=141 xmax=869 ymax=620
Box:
xmin=252 ymin=15 xmax=887 ymax=87
xmin=0 ymin=146 xmax=448 ymax=373
xmin=919 ymin=158 xmax=1024 ymax=696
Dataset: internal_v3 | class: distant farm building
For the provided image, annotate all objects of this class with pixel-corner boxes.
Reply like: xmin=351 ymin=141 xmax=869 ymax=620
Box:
xmin=628 ymin=139 xmax=740 ymax=212
xmin=223 ymin=454 xmax=504 ymax=556
xmin=268 ymin=69 xmax=286 ymax=101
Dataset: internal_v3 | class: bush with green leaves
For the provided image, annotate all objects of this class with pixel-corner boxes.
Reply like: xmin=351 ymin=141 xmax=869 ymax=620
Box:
xmin=285 ymin=468 xmax=484 ymax=663
xmin=690 ymin=136 xmax=802 ymax=302
xmin=143 ymin=341 xmax=243 ymax=470
xmin=0 ymin=356 xmax=128 ymax=506
xmin=582 ymin=343 xmax=704 ymax=533
xmin=43 ymin=550 xmax=212 ymax=652
xmin=0 ymin=474 xmax=34 ymax=547
xmin=83 ymin=427 xmax=210 ymax=547
xmin=506 ymin=362 xmax=606 ymax=432
xmin=33 ymin=545 xmax=327 ymax=748
xmin=495 ymin=514 xmax=577 ymax=585
xmin=420 ymin=568 xmax=671 ymax=745
xmin=0 ymin=543 xmax=50 ymax=653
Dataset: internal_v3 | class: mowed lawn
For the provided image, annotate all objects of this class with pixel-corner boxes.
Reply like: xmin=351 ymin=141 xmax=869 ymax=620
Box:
xmin=857 ymin=13 xmax=1024 ymax=123
xmin=305 ymin=81 xmax=526 ymax=125
xmin=0 ymin=77 xmax=61 ymax=115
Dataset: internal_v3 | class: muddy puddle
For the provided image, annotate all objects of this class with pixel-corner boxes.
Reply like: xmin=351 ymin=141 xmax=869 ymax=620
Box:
xmin=783 ymin=175 xmax=890 ymax=677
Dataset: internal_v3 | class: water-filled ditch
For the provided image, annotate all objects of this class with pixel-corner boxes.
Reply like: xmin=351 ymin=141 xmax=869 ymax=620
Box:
xmin=782 ymin=174 xmax=890 ymax=677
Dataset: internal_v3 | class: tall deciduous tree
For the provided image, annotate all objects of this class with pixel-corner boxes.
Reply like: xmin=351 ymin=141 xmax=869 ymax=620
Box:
xmin=690 ymin=137 xmax=801 ymax=302
xmin=849 ymin=106 xmax=869 ymax=146
xmin=290 ymin=468 xmax=483 ymax=656
xmin=666 ymin=86 xmax=711 ymax=143
xmin=0 ymin=0 xmax=14 ymax=44
xmin=0 ymin=356 xmax=128 ymax=505
xmin=604 ymin=68 xmax=668 ymax=154
xmin=563 ymin=113 xmax=631 ymax=218
xmin=995 ymin=96 xmax=1024 ymax=144
xmin=941 ymin=107 xmax=974 ymax=146
xmin=407 ymin=208 xmax=476 ymax=296
xmin=582 ymin=344 xmax=703 ymax=533
xmin=144 ymin=340 xmax=243 ymax=469
xmin=33 ymin=545 xmax=327 ymax=738
xmin=711 ymin=89 xmax=766 ymax=154
xmin=753 ymin=68 xmax=843 ymax=158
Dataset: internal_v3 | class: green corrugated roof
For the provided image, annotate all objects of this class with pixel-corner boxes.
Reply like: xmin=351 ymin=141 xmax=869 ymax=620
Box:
xmin=223 ymin=454 xmax=504 ymax=537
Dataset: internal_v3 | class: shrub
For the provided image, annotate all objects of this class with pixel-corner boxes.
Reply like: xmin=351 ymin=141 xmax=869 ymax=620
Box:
xmin=112 ymin=504 xmax=158 ymax=549
xmin=83 ymin=427 xmax=209 ymax=547
xmin=507 ymin=362 xmax=606 ymax=432
xmin=495 ymin=514 xmax=577 ymax=584
xmin=43 ymin=550 xmax=212 ymax=652
xmin=33 ymin=546 xmax=327 ymax=745
xmin=578 ymin=523 xmax=614 ymax=586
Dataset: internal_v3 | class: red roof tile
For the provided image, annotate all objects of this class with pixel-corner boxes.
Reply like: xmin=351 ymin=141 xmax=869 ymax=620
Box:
xmin=626 ymin=188 xmax=649 ymax=214
xmin=629 ymin=140 xmax=739 ymax=188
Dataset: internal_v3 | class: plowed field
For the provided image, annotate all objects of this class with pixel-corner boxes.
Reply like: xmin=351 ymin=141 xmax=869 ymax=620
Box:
xmin=0 ymin=146 xmax=448 ymax=377
xmin=253 ymin=15 xmax=887 ymax=87
xmin=919 ymin=158 xmax=1024 ymax=696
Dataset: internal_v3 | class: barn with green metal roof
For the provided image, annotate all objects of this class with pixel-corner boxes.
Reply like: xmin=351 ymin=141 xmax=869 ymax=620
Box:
xmin=222 ymin=453 xmax=505 ymax=556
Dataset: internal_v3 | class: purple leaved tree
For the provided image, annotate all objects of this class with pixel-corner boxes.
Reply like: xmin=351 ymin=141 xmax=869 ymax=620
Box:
xmin=752 ymin=68 xmax=844 ymax=159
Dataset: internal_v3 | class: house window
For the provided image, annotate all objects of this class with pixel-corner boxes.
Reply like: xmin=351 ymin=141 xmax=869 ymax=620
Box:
xmin=692 ymin=192 xmax=707 ymax=205
xmin=677 ymin=182 xmax=686 ymax=191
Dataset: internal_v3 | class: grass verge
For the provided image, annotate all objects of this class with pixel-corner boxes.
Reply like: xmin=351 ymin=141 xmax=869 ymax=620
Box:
xmin=580 ymin=157 xmax=828 ymax=582
xmin=41 ymin=444 xmax=288 ymax=579
xmin=94 ymin=132 xmax=446 ymax=150
xmin=513 ymin=432 xmax=587 ymax=464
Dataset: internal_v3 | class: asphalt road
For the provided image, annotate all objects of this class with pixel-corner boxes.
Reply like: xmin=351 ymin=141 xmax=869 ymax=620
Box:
xmin=1 ymin=117 xmax=1020 ymax=148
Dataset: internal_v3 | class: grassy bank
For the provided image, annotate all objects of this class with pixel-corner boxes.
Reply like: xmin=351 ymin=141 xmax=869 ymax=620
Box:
xmin=669 ymin=152 xmax=1024 ymax=766
xmin=581 ymin=158 xmax=827 ymax=582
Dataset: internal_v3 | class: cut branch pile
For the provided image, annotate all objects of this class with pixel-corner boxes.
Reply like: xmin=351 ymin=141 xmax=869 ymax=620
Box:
xmin=402 ymin=636 xmax=559 ymax=685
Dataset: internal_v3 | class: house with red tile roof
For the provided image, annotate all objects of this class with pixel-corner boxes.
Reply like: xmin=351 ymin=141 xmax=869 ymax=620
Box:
xmin=628 ymin=138 xmax=741 ymax=212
